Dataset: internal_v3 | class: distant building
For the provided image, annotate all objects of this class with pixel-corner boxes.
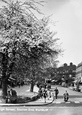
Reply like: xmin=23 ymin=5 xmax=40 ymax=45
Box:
xmin=57 ymin=62 xmax=76 ymax=77
xmin=76 ymin=62 xmax=82 ymax=83
xmin=56 ymin=62 xmax=76 ymax=85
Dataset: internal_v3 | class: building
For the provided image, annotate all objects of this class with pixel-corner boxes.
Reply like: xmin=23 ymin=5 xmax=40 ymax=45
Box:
xmin=56 ymin=62 xmax=76 ymax=86
xmin=57 ymin=63 xmax=76 ymax=77
xmin=76 ymin=62 xmax=82 ymax=83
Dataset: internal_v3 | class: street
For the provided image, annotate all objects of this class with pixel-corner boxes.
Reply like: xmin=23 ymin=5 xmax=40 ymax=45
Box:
xmin=51 ymin=85 xmax=82 ymax=103
xmin=0 ymin=85 xmax=82 ymax=115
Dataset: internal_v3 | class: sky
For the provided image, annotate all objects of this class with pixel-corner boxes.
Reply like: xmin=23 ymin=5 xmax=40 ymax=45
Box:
xmin=0 ymin=0 xmax=82 ymax=66
xmin=38 ymin=0 xmax=82 ymax=66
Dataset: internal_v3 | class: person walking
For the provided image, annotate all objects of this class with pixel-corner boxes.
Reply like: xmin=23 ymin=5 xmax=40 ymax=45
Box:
xmin=43 ymin=88 xmax=47 ymax=103
xmin=52 ymin=91 xmax=55 ymax=101
xmin=38 ymin=87 xmax=43 ymax=98
xmin=54 ymin=87 xmax=59 ymax=99
xmin=63 ymin=90 xmax=69 ymax=102
xmin=47 ymin=89 xmax=51 ymax=100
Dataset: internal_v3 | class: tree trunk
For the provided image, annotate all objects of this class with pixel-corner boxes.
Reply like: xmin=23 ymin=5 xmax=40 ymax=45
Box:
xmin=2 ymin=79 xmax=8 ymax=99
xmin=30 ymin=81 xmax=34 ymax=92
xmin=1 ymin=48 xmax=15 ymax=99
xmin=1 ymin=52 xmax=8 ymax=99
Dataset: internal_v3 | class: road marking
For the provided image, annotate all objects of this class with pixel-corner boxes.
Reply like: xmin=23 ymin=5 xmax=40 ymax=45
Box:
xmin=65 ymin=102 xmax=70 ymax=103
xmin=55 ymin=102 xmax=61 ymax=104
xmin=74 ymin=101 xmax=80 ymax=103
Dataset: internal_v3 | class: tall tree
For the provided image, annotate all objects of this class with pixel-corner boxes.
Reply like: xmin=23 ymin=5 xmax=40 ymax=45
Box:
xmin=0 ymin=0 xmax=61 ymax=98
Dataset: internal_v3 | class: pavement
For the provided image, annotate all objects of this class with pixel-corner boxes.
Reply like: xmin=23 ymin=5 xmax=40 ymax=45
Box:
xmin=0 ymin=85 xmax=53 ymax=106
xmin=0 ymin=98 xmax=53 ymax=106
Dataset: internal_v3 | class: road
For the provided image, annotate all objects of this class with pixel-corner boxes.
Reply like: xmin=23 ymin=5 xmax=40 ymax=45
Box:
xmin=51 ymin=85 xmax=82 ymax=103
xmin=0 ymin=85 xmax=82 ymax=115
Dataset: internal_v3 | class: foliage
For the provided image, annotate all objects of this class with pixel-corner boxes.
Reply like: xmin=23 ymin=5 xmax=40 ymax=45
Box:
xmin=0 ymin=0 xmax=61 ymax=94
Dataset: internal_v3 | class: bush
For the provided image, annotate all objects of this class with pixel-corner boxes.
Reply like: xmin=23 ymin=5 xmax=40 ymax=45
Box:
xmin=31 ymin=95 xmax=40 ymax=101
xmin=8 ymin=94 xmax=40 ymax=103
xmin=15 ymin=96 xmax=31 ymax=103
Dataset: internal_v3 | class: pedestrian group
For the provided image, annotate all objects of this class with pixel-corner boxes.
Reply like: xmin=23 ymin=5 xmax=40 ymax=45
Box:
xmin=38 ymin=86 xmax=69 ymax=103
